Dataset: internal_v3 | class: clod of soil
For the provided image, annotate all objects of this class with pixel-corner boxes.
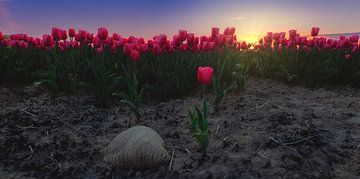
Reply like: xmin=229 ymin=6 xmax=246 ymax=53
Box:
xmin=1 ymin=77 xmax=360 ymax=178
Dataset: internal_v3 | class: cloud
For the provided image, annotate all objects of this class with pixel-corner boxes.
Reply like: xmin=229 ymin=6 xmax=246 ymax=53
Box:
xmin=221 ymin=13 xmax=249 ymax=22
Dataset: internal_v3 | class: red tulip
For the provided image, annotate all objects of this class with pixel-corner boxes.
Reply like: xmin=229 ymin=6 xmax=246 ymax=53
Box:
xmin=51 ymin=28 xmax=61 ymax=41
xmin=124 ymin=43 xmax=135 ymax=55
xmin=130 ymin=50 xmax=140 ymax=61
xmin=97 ymin=27 xmax=108 ymax=41
xmin=179 ymin=43 xmax=188 ymax=51
xmin=289 ymin=30 xmax=297 ymax=39
xmin=93 ymin=37 xmax=102 ymax=48
xmin=159 ymin=34 xmax=167 ymax=47
xmin=61 ymin=30 xmax=68 ymax=40
xmin=223 ymin=27 xmax=230 ymax=35
xmin=211 ymin=27 xmax=219 ymax=40
xmin=68 ymin=28 xmax=76 ymax=38
xmin=187 ymin=33 xmax=195 ymax=46
xmin=197 ymin=66 xmax=214 ymax=85
xmin=42 ymin=34 xmax=54 ymax=47
xmin=0 ymin=31 xmax=3 ymax=41
xmin=311 ymin=27 xmax=320 ymax=37
xmin=240 ymin=41 xmax=248 ymax=50
xmin=147 ymin=40 xmax=154 ymax=49
xmin=77 ymin=30 xmax=87 ymax=42
xmin=113 ymin=33 xmax=121 ymax=41
xmin=273 ymin=33 xmax=280 ymax=41
xmin=153 ymin=45 xmax=162 ymax=55
xmin=350 ymin=35 xmax=359 ymax=43
xmin=178 ymin=30 xmax=187 ymax=42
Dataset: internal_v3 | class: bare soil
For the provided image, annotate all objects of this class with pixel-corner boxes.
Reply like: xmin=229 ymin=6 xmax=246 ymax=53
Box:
xmin=1 ymin=78 xmax=360 ymax=178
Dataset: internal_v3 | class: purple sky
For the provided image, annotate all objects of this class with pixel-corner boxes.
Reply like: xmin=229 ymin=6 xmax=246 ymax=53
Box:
xmin=0 ymin=0 xmax=359 ymax=42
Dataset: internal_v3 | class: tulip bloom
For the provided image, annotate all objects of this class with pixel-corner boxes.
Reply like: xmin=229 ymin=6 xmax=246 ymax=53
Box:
xmin=178 ymin=30 xmax=187 ymax=42
xmin=0 ymin=31 xmax=3 ymax=41
xmin=289 ymin=30 xmax=297 ymax=39
xmin=130 ymin=50 xmax=140 ymax=61
xmin=93 ymin=37 xmax=102 ymax=48
xmin=97 ymin=27 xmax=108 ymax=41
xmin=42 ymin=34 xmax=54 ymax=47
xmin=68 ymin=28 xmax=76 ymax=38
xmin=311 ymin=27 xmax=320 ymax=37
xmin=61 ymin=30 xmax=68 ymax=41
xmin=113 ymin=33 xmax=121 ymax=41
xmin=51 ymin=28 xmax=61 ymax=41
xmin=197 ymin=66 xmax=214 ymax=85
xmin=240 ymin=41 xmax=248 ymax=50
xmin=211 ymin=27 xmax=219 ymax=40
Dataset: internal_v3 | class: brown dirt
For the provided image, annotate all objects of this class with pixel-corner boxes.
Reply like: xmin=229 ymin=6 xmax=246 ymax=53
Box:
xmin=1 ymin=78 xmax=360 ymax=178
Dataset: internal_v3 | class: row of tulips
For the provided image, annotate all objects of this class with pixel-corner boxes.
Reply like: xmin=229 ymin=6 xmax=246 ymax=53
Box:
xmin=0 ymin=27 xmax=360 ymax=104
xmin=256 ymin=27 xmax=359 ymax=59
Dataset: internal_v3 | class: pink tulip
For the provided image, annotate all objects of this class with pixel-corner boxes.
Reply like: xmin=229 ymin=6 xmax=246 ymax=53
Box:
xmin=311 ymin=27 xmax=320 ymax=37
xmin=289 ymin=29 xmax=297 ymax=39
xmin=240 ymin=41 xmax=248 ymax=50
xmin=130 ymin=50 xmax=140 ymax=61
xmin=178 ymin=30 xmax=187 ymax=42
xmin=68 ymin=28 xmax=76 ymax=38
xmin=97 ymin=27 xmax=108 ymax=41
xmin=51 ymin=28 xmax=61 ymax=41
xmin=77 ymin=30 xmax=87 ymax=42
xmin=273 ymin=33 xmax=280 ymax=41
xmin=93 ymin=37 xmax=102 ymax=48
xmin=124 ymin=43 xmax=135 ymax=55
xmin=350 ymin=35 xmax=359 ymax=43
xmin=159 ymin=34 xmax=167 ymax=46
xmin=187 ymin=33 xmax=195 ymax=46
xmin=211 ymin=27 xmax=219 ymax=40
xmin=152 ymin=45 xmax=162 ymax=55
xmin=42 ymin=34 xmax=54 ymax=47
xmin=113 ymin=33 xmax=121 ymax=41
xmin=197 ymin=66 xmax=214 ymax=85
xmin=61 ymin=30 xmax=68 ymax=40
xmin=0 ymin=31 xmax=3 ymax=41
xmin=147 ymin=40 xmax=154 ymax=49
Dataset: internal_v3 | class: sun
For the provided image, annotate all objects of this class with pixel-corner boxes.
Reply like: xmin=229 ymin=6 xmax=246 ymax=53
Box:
xmin=238 ymin=34 xmax=261 ymax=44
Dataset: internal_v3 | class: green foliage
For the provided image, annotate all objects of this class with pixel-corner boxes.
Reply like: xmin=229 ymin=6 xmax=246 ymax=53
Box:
xmin=113 ymin=72 xmax=143 ymax=120
xmin=1 ymin=43 xmax=360 ymax=108
xmin=188 ymin=99 xmax=209 ymax=155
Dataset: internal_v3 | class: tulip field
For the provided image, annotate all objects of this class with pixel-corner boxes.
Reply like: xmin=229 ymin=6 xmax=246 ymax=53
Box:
xmin=1 ymin=27 xmax=360 ymax=178
xmin=1 ymin=27 xmax=360 ymax=102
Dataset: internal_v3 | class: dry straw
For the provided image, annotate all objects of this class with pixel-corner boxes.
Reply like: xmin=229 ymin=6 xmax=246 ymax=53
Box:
xmin=102 ymin=126 xmax=170 ymax=169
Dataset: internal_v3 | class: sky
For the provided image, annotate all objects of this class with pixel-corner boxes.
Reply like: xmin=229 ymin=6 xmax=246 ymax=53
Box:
xmin=0 ymin=0 xmax=359 ymax=42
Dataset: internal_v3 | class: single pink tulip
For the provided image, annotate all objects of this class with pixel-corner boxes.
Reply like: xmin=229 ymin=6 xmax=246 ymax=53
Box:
xmin=289 ymin=30 xmax=297 ymax=39
xmin=178 ymin=30 xmax=187 ymax=42
xmin=130 ymin=50 xmax=140 ymax=61
xmin=197 ymin=66 xmax=214 ymax=85
xmin=0 ymin=31 xmax=3 ymax=41
xmin=311 ymin=27 xmax=320 ymax=37
xmin=68 ymin=28 xmax=76 ymax=38
xmin=240 ymin=41 xmax=248 ymax=50
xmin=61 ymin=30 xmax=68 ymax=40
xmin=211 ymin=27 xmax=219 ymax=40
xmin=51 ymin=28 xmax=61 ymax=41
xmin=97 ymin=27 xmax=108 ymax=41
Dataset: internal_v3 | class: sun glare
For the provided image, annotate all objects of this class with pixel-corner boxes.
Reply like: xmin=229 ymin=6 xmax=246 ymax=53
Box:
xmin=238 ymin=34 xmax=261 ymax=44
